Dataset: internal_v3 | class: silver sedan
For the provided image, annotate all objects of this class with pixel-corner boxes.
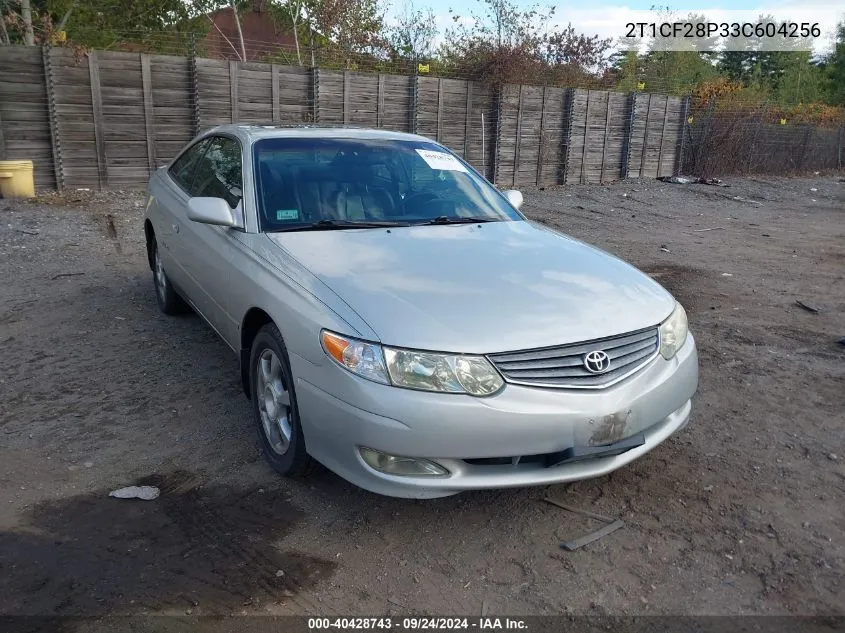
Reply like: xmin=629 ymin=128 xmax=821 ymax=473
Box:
xmin=144 ymin=125 xmax=698 ymax=498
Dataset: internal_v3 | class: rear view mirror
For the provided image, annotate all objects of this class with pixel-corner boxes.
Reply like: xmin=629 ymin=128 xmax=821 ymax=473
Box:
xmin=502 ymin=189 xmax=524 ymax=210
xmin=187 ymin=197 xmax=236 ymax=227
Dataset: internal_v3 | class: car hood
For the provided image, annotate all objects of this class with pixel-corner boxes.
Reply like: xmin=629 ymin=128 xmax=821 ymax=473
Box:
xmin=266 ymin=221 xmax=675 ymax=354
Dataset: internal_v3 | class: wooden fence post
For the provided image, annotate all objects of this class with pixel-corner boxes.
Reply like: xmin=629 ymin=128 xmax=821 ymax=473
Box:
xmin=579 ymin=90 xmax=591 ymax=184
xmin=88 ymin=51 xmax=108 ymax=189
xmin=674 ymin=95 xmax=691 ymax=175
xmin=656 ymin=95 xmax=671 ymax=177
xmin=311 ymin=67 xmax=320 ymax=123
xmin=343 ymin=70 xmax=350 ymax=125
xmin=463 ymin=82 xmax=472 ymax=159
xmin=377 ymin=74 xmax=385 ymax=128
xmin=561 ymin=87 xmax=576 ymax=185
xmin=513 ymin=85 xmax=525 ymax=186
xmin=437 ymin=78 xmax=446 ymax=142
xmin=492 ymin=85 xmax=505 ymax=183
xmin=189 ymin=36 xmax=200 ymax=135
xmin=599 ymin=92 xmax=612 ymax=183
xmin=271 ymin=64 xmax=280 ymax=122
xmin=536 ymin=86 xmax=547 ymax=186
xmin=140 ymin=54 xmax=157 ymax=174
xmin=620 ymin=91 xmax=637 ymax=180
xmin=409 ymin=73 xmax=419 ymax=134
xmin=42 ymin=45 xmax=63 ymax=190
xmin=746 ymin=101 xmax=766 ymax=174
xmin=229 ymin=61 xmax=239 ymax=123
xmin=799 ymin=125 xmax=813 ymax=171
xmin=638 ymin=93 xmax=653 ymax=179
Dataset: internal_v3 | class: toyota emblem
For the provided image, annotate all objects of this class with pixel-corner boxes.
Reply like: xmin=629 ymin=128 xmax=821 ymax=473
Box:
xmin=583 ymin=350 xmax=610 ymax=374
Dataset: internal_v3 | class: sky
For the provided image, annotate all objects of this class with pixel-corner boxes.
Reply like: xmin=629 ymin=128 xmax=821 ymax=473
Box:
xmin=389 ymin=0 xmax=844 ymax=56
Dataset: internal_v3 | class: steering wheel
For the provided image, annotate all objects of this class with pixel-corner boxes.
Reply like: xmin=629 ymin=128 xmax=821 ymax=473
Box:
xmin=404 ymin=191 xmax=440 ymax=214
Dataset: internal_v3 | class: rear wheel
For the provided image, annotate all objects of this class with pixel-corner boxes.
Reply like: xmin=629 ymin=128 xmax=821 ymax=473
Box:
xmin=250 ymin=323 xmax=314 ymax=477
xmin=151 ymin=239 xmax=187 ymax=315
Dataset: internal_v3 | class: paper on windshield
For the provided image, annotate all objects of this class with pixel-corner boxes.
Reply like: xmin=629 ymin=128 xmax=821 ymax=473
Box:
xmin=415 ymin=149 xmax=468 ymax=173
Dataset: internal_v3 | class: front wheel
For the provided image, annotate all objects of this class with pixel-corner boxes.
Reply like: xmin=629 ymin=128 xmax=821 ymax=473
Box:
xmin=250 ymin=323 xmax=314 ymax=478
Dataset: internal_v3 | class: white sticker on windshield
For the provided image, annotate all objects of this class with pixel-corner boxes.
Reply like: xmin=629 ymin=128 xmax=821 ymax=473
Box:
xmin=415 ymin=149 xmax=468 ymax=173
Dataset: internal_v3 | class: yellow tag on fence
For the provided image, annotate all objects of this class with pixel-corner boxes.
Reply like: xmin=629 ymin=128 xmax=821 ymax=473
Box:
xmin=637 ymin=81 xmax=646 ymax=90
xmin=687 ymin=116 xmax=694 ymax=124
xmin=418 ymin=63 xmax=430 ymax=73
xmin=780 ymin=118 xmax=787 ymax=125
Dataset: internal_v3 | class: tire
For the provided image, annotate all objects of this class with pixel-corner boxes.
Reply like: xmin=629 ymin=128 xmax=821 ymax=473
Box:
xmin=151 ymin=238 xmax=187 ymax=316
xmin=250 ymin=323 xmax=315 ymax=478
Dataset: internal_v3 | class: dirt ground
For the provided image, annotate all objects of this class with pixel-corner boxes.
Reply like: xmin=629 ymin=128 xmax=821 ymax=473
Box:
xmin=0 ymin=175 xmax=843 ymax=620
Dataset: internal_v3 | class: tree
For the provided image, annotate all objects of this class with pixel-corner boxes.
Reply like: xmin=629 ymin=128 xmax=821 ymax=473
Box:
xmin=0 ymin=0 xmax=219 ymax=50
xmin=388 ymin=0 xmax=437 ymax=63
xmin=825 ymin=18 xmax=845 ymax=105
xmin=440 ymin=0 xmax=610 ymax=85
xmin=311 ymin=0 xmax=385 ymax=66
xmin=20 ymin=0 xmax=34 ymax=44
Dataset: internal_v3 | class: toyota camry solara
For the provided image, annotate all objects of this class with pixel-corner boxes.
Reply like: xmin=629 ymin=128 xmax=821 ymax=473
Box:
xmin=143 ymin=124 xmax=698 ymax=498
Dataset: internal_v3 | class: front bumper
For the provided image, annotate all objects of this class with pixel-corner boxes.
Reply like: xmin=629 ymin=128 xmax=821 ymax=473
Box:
xmin=292 ymin=335 xmax=698 ymax=498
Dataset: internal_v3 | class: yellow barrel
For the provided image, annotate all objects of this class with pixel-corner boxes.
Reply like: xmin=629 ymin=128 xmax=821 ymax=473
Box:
xmin=0 ymin=160 xmax=35 ymax=198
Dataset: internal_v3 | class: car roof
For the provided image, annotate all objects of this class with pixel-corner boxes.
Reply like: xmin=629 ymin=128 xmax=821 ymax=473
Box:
xmin=207 ymin=124 xmax=433 ymax=144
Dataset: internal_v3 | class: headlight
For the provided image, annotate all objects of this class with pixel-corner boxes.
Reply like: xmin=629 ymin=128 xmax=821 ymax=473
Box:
xmin=384 ymin=347 xmax=503 ymax=396
xmin=659 ymin=302 xmax=688 ymax=360
xmin=320 ymin=330 xmax=503 ymax=397
xmin=321 ymin=331 xmax=389 ymax=384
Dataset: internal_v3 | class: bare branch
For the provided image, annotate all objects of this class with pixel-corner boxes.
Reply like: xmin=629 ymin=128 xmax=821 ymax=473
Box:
xmin=230 ymin=2 xmax=247 ymax=62
xmin=206 ymin=12 xmax=243 ymax=61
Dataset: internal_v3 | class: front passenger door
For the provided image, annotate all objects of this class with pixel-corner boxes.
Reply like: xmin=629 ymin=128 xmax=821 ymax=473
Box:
xmin=176 ymin=135 xmax=244 ymax=344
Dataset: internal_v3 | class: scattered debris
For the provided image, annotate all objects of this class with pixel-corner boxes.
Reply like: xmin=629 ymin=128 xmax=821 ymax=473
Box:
xmin=543 ymin=497 xmax=616 ymax=522
xmin=660 ymin=176 xmax=695 ymax=184
xmin=810 ymin=188 xmax=818 ymax=192
xmin=658 ymin=176 xmax=728 ymax=186
xmin=275 ymin=570 xmax=285 ymax=577
xmin=109 ymin=485 xmax=160 ymax=501
xmin=660 ymin=245 xmax=671 ymax=253
xmin=721 ymin=273 xmax=733 ymax=277
xmin=829 ymin=454 xmax=839 ymax=462
xmin=15 ymin=228 xmax=39 ymax=236
xmin=544 ymin=497 xmax=625 ymax=551
xmin=730 ymin=196 xmax=762 ymax=206
xmin=51 ymin=272 xmax=85 ymax=280
xmin=114 ymin=316 xmax=126 ymax=320
xmin=838 ymin=337 xmax=845 ymax=348
xmin=561 ymin=520 xmax=625 ymax=551
xmin=795 ymin=300 xmax=819 ymax=314
xmin=693 ymin=227 xmax=725 ymax=232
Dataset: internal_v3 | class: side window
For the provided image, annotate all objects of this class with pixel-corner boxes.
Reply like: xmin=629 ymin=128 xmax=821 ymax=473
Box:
xmin=168 ymin=139 xmax=210 ymax=192
xmin=192 ymin=136 xmax=243 ymax=209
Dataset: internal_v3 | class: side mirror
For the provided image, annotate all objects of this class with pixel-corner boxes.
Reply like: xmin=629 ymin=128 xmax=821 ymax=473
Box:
xmin=187 ymin=197 xmax=236 ymax=227
xmin=502 ymin=189 xmax=524 ymax=211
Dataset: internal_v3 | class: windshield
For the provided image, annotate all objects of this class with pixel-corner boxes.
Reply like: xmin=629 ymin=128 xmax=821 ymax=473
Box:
xmin=252 ymin=137 xmax=522 ymax=231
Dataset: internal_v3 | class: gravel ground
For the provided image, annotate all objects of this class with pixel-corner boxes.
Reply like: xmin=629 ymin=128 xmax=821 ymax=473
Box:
xmin=0 ymin=175 xmax=843 ymax=619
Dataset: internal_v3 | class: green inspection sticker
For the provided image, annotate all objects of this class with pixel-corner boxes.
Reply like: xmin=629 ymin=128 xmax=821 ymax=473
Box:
xmin=276 ymin=209 xmax=300 ymax=221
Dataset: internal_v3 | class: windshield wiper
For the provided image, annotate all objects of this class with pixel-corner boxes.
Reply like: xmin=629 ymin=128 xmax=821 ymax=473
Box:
xmin=416 ymin=216 xmax=499 ymax=225
xmin=267 ymin=219 xmax=411 ymax=232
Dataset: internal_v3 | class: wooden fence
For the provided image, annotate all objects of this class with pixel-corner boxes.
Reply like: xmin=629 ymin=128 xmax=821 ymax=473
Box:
xmin=0 ymin=46 xmax=692 ymax=191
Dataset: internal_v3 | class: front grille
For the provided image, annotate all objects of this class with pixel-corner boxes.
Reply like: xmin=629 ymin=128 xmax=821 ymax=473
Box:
xmin=487 ymin=327 xmax=659 ymax=389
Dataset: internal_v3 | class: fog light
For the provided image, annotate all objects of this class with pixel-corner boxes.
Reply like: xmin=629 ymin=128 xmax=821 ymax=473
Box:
xmin=359 ymin=447 xmax=449 ymax=477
